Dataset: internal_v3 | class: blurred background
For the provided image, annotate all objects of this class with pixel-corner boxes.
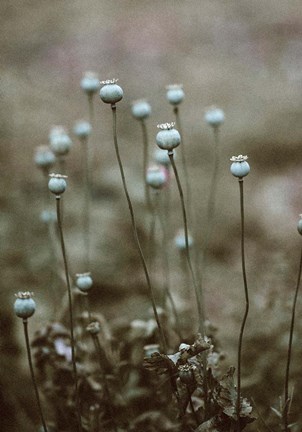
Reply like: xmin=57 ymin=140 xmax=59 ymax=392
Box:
xmin=1 ymin=0 xmax=302 ymax=430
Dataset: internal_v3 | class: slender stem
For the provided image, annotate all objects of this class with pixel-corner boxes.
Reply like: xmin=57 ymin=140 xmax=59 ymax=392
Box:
xmin=56 ymin=196 xmax=83 ymax=432
xmin=283 ymin=244 xmax=302 ymax=432
xmin=174 ymin=107 xmax=191 ymax=220
xmin=111 ymin=105 xmax=168 ymax=353
xmin=23 ymin=319 xmax=48 ymax=432
xmin=203 ymin=127 xmax=220 ymax=255
xmin=141 ymin=119 xmax=152 ymax=212
xmin=93 ymin=334 xmax=118 ymax=432
xmin=81 ymin=137 xmax=90 ymax=270
xmin=157 ymin=198 xmax=183 ymax=339
xmin=88 ymin=94 xmax=94 ymax=126
xmin=236 ymin=179 xmax=249 ymax=431
xmin=168 ymin=151 xmax=204 ymax=334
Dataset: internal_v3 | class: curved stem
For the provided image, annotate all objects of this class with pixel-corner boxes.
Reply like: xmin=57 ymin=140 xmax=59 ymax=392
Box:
xmin=174 ymin=107 xmax=191 ymax=220
xmin=283 ymin=244 xmax=302 ymax=432
xmin=168 ymin=151 xmax=204 ymax=335
xmin=88 ymin=94 xmax=94 ymax=126
xmin=56 ymin=196 xmax=83 ymax=432
xmin=111 ymin=105 xmax=167 ymax=353
xmin=236 ymin=179 xmax=249 ymax=431
xmin=82 ymin=137 xmax=90 ymax=270
xmin=141 ymin=119 xmax=152 ymax=212
xmin=23 ymin=319 xmax=48 ymax=432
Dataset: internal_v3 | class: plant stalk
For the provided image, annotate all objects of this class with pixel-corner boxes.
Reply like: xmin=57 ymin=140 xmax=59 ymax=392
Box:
xmin=56 ymin=196 xmax=83 ymax=432
xmin=236 ymin=179 xmax=250 ymax=431
xmin=283 ymin=244 xmax=302 ymax=432
xmin=23 ymin=319 xmax=48 ymax=432
xmin=168 ymin=150 xmax=204 ymax=334
xmin=141 ymin=119 xmax=152 ymax=212
xmin=111 ymin=104 xmax=168 ymax=353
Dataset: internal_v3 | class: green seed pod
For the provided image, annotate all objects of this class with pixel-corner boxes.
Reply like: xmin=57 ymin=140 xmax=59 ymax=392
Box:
xmin=14 ymin=292 xmax=36 ymax=319
xmin=76 ymin=272 xmax=93 ymax=292
xmin=49 ymin=127 xmax=72 ymax=157
xmin=156 ymin=122 xmax=181 ymax=151
xmin=86 ymin=321 xmax=100 ymax=335
xmin=73 ymin=120 xmax=92 ymax=140
xmin=48 ymin=174 xmax=68 ymax=195
xmin=81 ymin=71 xmax=100 ymax=95
xmin=34 ymin=146 xmax=56 ymax=170
xmin=297 ymin=215 xmax=302 ymax=235
xmin=100 ymin=79 xmax=123 ymax=104
xmin=204 ymin=107 xmax=225 ymax=127
xmin=174 ymin=229 xmax=193 ymax=251
xmin=166 ymin=84 xmax=185 ymax=106
xmin=230 ymin=155 xmax=250 ymax=178
xmin=146 ymin=166 xmax=167 ymax=190
xmin=131 ymin=99 xmax=151 ymax=120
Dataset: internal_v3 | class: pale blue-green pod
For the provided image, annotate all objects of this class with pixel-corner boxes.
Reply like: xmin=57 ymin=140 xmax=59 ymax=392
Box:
xmin=297 ymin=215 xmax=302 ymax=235
xmin=50 ymin=132 xmax=72 ymax=157
xmin=230 ymin=160 xmax=250 ymax=178
xmin=204 ymin=107 xmax=225 ymax=127
xmin=73 ymin=120 xmax=92 ymax=139
xmin=100 ymin=79 xmax=123 ymax=104
xmin=146 ymin=166 xmax=167 ymax=190
xmin=131 ymin=100 xmax=151 ymax=120
xmin=174 ymin=229 xmax=193 ymax=251
xmin=156 ymin=123 xmax=181 ymax=151
xmin=34 ymin=146 xmax=56 ymax=170
xmin=81 ymin=71 xmax=100 ymax=95
xmin=14 ymin=292 xmax=36 ymax=319
xmin=48 ymin=174 xmax=67 ymax=195
xmin=166 ymin=84 xmax=185 ymax=106
xmin=76 ymin=273 xmax=93 ymax=292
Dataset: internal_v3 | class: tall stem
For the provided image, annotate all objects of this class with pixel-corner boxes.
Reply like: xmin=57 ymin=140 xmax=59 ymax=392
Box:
xmin=82 ymin=137 xmax=91 ymax=270
xmin=88 ymin=94 xmax=94 ymax=126
xmin=236 ymin=179 xmax=249 ymax=430
xmin=141 ymin=119 xmax=151 ymax=212
xmin=173 ymin=107 xmax=191 ymax=220
xmin=168 ymin=151 xmax=204 ymax=335
xmin=56 ymin=196 xmax=83 ymax=432
xmin=111 ymin=105 xmax=167 ymax=353
xmin=283 ymin=244 xmax=302 ymax=431
xmin=23 ymin=319 xmax=48 ymax=432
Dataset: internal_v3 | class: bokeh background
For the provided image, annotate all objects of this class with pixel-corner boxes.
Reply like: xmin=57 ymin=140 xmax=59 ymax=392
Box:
xmin=1 ymin=0 xmax=302 ymax=430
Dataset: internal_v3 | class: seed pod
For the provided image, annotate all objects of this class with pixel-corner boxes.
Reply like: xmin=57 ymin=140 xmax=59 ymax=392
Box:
xmin=34 ymin=146 xmax=56 ymax=170
xmin=81 ymin=71 xmax=100 ymax=95
xmin=48 ymin=173 xmax=68 ymax=195
xmin=100 ymin=79 xmax=123 ymax=104
xmin=146 ymin=166 xmax=167 ymax=190
xmin=49 ymin=127 xmax=72 ymax=157
xmin=174 ymin=229 xmax=193 ymax=251
xmin=73 ymin=120 xmax=92 ymax=140
xmin=14 ymin=292 xmax=36 ymax=319
xmin=156 ymin=122 xmax=181 ymax=151
xmin=131 ymin=99 xmax=151 ymax=120
xmin=297 ymin=215 xmax=302 ymax=235
xmin=204 ymin=107 xmax=225 ymax=127
xmin=166 ymin=84 xmax=184 ymax=106
xmin=230 ymin=155 xmax=250 ymax=178
xmin=76 ymin=272 xmax=93 ymax=292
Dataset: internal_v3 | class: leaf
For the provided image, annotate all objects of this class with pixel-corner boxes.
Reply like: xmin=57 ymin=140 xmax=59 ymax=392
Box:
xmin=270 ymin=407 xmax=282 ymax=418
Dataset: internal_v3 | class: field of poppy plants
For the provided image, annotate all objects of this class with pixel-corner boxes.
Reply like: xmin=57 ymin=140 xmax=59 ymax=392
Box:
xmin=8 ymin=75 xmax=301 ymax=432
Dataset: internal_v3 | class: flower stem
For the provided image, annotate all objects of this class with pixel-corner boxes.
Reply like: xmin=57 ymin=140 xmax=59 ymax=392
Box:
xmin=236 ymin=179 xmax=250 ymax=431
xmin=173 ymin=107 xmax=191 ymax=220
xmin=111 ymin=104 xmax=168 ymax=353
xmin=141 ymin=119 xmax=152 ymax=212
xmin=56 ymin=196 xmax=83 ymax=432
xmin=81 ymin=137 xmax=91 ymax=270
xmin=23 ymin=319 xmax=48 ymax=432
xmin=168 ymin=150 xmax=204 ymax=334
xmin=283 ymin=244 xmax=302 ymax=432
